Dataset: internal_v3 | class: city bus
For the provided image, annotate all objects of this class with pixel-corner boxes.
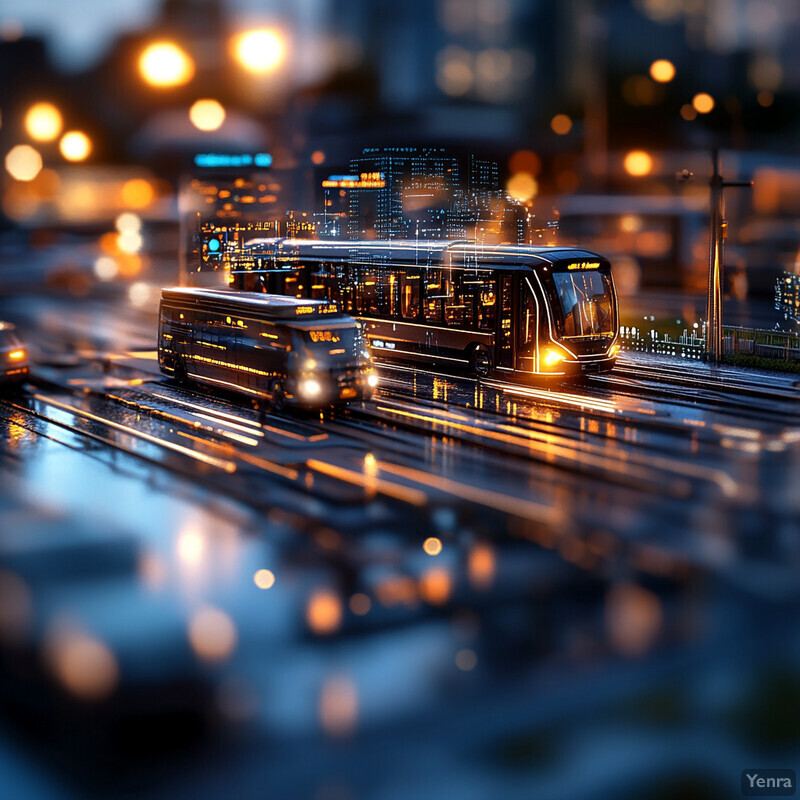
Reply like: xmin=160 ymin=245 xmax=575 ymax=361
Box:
xmin=158 ymin=288 xmax=377 ymax=408
xmin=230 ymin=239 xmax=620 ymax=378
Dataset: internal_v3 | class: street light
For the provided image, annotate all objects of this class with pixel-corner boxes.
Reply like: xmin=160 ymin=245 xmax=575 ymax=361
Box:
xmin=139 ymin=42 xmax=195 ymax=88
xmin=231 ymin=29 xmax=286 ymax=74
xmin=24 ymin=102 xmax=62 ymax=142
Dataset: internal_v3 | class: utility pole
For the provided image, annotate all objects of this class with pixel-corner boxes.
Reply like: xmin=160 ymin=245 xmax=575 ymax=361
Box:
xmin=679 ymin=150 xmax=752 ymax=364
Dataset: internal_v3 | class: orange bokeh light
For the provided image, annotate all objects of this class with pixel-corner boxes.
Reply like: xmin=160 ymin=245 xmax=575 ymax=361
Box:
xmin=306 ymin=589 xmax=343 ymax=635
xmin=509 ymin=149 xmax=541 ymax=176
xmin=121 ymin=179 xmax=155 ymax=209
xmin=649 ymin=59 xmax=675 ymax=83
xmin=692 ymin=92 xmax=715 ymax=114
xmin=623 ymin=150 xmax=653 ymax=177
xmin=551 ymin=114 xmax=573 ymax=135
xmin=139 ymin=42 xmax=195 ymax=88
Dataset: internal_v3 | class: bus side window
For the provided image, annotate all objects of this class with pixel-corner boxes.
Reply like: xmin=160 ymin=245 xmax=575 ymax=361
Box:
xmin=424 ymin=268 xmax=443 ymax=324
xmin=269 ymin=269 xmax=299 ymax=296
xmin=478 ymin=278 xmax=497 ymax=331
xmin=356 ymin=268 xmax=381 ymax=315
xmin=444 ymin=270 xmax=465 ymax=326
xmin=339 ymin=262 xmax=354 ymax=314
xmin=310 ymin=264 xmax=327 ymax=301
xmin=400 ymin=270 xmax=421 ymax=320
xmin=311 ymin=261 xmax=343 ymax=305
xmin=377 ymin=269 xmax=397 ymax=318
xmin=460 ymin=275 xmax=481 ymax=329
xmin=519 ymin=284 xmax=537 ymax=345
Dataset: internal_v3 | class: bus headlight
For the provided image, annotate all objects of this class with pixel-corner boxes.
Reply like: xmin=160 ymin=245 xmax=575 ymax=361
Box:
xmin=608 ymin=343 xmax=621 ymax=357
xmin=301 ymin=378 xmax=322 ymax=397
xmin=542 ymin=348 xmax=566 ymax=368
xmin=304 ymin=358 xmax=317 ymax=371
xmin=367 ymin=373 xmax=379 ymax=388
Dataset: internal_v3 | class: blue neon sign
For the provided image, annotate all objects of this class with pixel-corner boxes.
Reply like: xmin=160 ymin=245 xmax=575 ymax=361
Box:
xmin=194 ymin=153 xmax=273 ymax=169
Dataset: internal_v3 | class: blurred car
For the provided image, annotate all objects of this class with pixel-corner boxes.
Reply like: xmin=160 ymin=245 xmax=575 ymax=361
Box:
xmin=0 ymin=322 xmax=29 ymax=385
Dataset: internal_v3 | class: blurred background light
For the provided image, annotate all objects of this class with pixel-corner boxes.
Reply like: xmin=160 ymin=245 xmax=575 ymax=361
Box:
xmin=120 ymin=178 xmax=155 ymax=209
xmin=46 ymin=629 xmax=118 ymax=700
xmin=93 ymin=255 xmax=118 ymax=281
xmin=624 ymin=150 xmax=653 ymax=176
xmin=59 ymin=131 xmax=91 ymax=162
xmin=319 ymin=675 xmax=358 ymax=737
xmin=253 ymin=568 xmax=275 ymax=589
xmin=692 ymin=92 xmax=715 ymax=113
xmin=115 ymin=212 xmax=141 ymax=234
xmin=506 ymin=171 xmax=538 ymax=201
xmin=757 ymin=90 xmax=774 ymax=107
xmin=436 ymin=45 xmax=474 ymax=96
xmin=189 ymin=99 xmax=226 ymax=132
xmin=748 ymin=56 xmax=783 ymax=91
xmin=349 ymin=593 xmax=371 ymax=615
xmin=680 ymin=103 xmax=698 ymax=120
xmin=550 ymin=114 xmax=573 ymax=135
xmin=139 ymin=41 xmax=195 ymax=88
xmin=622 ymin=75 xmax=660 ymax=106
xmin=5 ymin=144 xmax=42 ymax=181
xmin=306 ymin=589 xmax=343 ymax=635
xmin=117 ymin=229 xmax=142 ymax=254
xmin=509 ymin=149 xmax=541 ymax=176
xmin=24 ymin=102 xmax=62 ymax=142
xmin=649 ymin=58 xmax=675 ymax=83
xmin=232 ymin=29 xmax=286 ymax=74
xmin=455 ymin=648 xmax=477 ymax=671
xmin=188 ymin=606 xmax=237 ymax=662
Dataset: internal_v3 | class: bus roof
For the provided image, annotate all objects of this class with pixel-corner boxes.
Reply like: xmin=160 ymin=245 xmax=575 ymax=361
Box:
xmin=241 ymin=238 xmax=606 ymax=268
xmin=160 ymin=287 xmax=346 ymax=320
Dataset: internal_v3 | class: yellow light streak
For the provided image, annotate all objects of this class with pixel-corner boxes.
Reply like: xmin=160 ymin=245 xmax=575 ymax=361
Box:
xmin=306 ymin=459 xmax=427 ymax=506
xmin=375 ymin=460 xmax=559 ymax=524
xmin=34 ymin=393 xmax=237 ymax=472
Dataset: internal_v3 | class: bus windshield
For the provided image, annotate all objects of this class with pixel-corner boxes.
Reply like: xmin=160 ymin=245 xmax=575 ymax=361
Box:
xmin=551 ymin=270 xmax=615 ymax=338
xmin=299 ymin=326 xmax=361 ymax=353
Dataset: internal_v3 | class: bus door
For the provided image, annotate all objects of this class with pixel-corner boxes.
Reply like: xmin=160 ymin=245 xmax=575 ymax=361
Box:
xmin=496 ymin=273 xmax=514 ymax=369
xmin=515 ymin=275 xmax=538 ymax=372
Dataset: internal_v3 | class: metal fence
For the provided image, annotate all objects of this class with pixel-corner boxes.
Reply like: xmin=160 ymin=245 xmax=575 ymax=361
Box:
xmin=723 ymin=326 xmax=800 ymax=363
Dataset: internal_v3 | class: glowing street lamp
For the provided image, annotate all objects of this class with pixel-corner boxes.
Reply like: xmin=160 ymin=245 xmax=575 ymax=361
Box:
xmin=59 ymin=131 xmax=91 ymax=162
xmin=25 ymin=102 xmax=62 ymax=142
xmin=232 ymin=29 xmax=286 ymax=74
xmin=139 ymin=42 xmax=195 ymax=88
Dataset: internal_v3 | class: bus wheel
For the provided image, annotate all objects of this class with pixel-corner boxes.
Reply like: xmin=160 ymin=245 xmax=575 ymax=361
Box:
xmin=469 ymin=345 xmax=492 ymax=378
xmin=270 ymin=379 xmax=285 ymax=411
